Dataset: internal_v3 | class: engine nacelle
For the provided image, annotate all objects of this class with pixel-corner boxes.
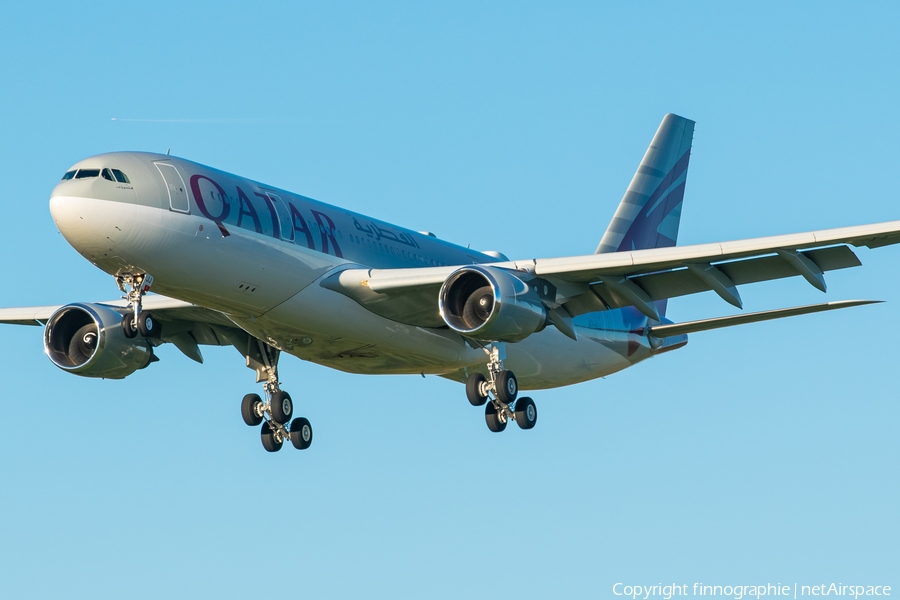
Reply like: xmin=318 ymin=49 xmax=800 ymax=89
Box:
xmin=439 ymin=266 xmax=547 ymax=342
xmin=43 ymin=303 xmax=154 ymax=379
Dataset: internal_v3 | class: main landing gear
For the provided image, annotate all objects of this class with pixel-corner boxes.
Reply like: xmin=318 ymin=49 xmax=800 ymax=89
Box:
xmin=239 ymin=340 xmax=313 ymax=452
xmin=465 ymin=344 xmax=538 ymax=433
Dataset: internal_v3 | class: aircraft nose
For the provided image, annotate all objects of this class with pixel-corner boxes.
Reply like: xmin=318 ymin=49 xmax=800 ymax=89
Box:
xmin=48 ymin=192 xmax=117 ymax=260
xmin=49 ymin=188 xmax=141 ymax=262
xmin=49 ymin=193 xmax=89 ymax=236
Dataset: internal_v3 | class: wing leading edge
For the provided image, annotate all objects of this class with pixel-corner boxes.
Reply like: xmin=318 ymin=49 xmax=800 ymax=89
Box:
xmin=0 ymin=295 xmax=226 ymax=326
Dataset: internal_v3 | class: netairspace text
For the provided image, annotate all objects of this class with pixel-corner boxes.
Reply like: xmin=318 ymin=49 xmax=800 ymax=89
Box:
xmin=612 ymin=583 xmax=892 ymax=600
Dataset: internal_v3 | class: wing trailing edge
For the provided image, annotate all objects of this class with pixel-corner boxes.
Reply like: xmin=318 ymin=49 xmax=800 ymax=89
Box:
xmin=647 ymin=300 xmax=881 ymax=338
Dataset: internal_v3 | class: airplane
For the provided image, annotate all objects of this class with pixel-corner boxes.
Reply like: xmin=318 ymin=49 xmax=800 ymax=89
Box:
xmin=2 ymin=113 xmax=899 ymax=453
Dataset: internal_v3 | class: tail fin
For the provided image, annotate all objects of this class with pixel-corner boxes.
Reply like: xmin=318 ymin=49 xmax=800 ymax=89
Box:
xmin=595 ymin=113 xmax=695 ymax=255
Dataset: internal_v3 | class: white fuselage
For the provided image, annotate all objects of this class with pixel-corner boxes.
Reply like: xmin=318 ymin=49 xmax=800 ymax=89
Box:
xmin=50 ymin=152 xmax=681 ymax=389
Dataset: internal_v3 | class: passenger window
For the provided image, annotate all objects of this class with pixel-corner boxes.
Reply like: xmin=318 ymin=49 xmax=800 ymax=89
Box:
xmin=74 ymin=169 xmax=100 ymax=179
xmin=61 ymin=170 xmax=76 ymax=180
xmin=111 ymin=169 xmax=130 ymax=183
xmin=102 ymin=169 xmax=115 ymax=181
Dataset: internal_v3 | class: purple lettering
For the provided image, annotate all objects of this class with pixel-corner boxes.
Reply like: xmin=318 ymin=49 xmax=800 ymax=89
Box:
xmin=289 ymin=203 xmax=315 ymax=250
xmin=190 ymin=174 xmax=230 ymax=223
xmin=235 ymin=187 xmax=263 ymax=234
xmin=311 ymin=210 xmax=343 ymax=258
xmin=256 ymin=192 xmax=280 ymax=239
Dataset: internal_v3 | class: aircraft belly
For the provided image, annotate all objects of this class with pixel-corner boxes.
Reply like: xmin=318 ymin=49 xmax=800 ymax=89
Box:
xmin=490 ymin=327 xmax=641 ymax=390
xmin=231 ymin=283 xmax=483 ymax=375
xmin=230 ymin=280 xmax=654 ymax=385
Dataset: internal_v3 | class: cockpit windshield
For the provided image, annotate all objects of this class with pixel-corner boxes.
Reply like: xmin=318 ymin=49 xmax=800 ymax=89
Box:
xmin=62 ymin=168 xmax=130 ymax=183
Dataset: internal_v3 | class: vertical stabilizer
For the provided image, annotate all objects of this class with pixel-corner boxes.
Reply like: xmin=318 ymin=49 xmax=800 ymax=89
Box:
xmin=595 ymin=114 xmax=695 ymax=254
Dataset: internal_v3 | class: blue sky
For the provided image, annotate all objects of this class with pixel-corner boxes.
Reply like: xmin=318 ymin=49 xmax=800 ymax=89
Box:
xmin=1 ymin=2 xmax=898 ymax=598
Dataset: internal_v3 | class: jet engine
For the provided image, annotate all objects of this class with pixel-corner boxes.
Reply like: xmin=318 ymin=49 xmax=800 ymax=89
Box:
xmin=43 ymin=303 xmax=154 ymax=379
xmin=439 ymin=266 xmax=547 ymax=342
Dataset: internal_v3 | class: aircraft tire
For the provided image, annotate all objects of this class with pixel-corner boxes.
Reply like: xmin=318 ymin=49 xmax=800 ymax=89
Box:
xmin=241 ymin=393 xmax=263 ymax=426
xmin=290 ymin=417 xmax=313 ymax=450
xmin=465 ymin=373 xmax=488 ymax=406
xmin=122 ymin=312 xmax=138 ymax=339
xmin=136 ymin=311 xmax=159 ymax=338
xmin=270 ymin=391 xmax=293 ymax=424
xmin=261 ymin=422 xmax=283 ymax=452
xmin=495 ymin=370 xmax=518 ymax=404
xmin=514 ymin=397 xmax=537 ymax=430
xmin=485 ymin=402 xmax=507 ymax=433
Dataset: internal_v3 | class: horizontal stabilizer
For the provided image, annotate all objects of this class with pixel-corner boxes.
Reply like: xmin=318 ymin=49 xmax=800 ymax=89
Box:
xmin=648 ymin=300 xmax=881 ymax=338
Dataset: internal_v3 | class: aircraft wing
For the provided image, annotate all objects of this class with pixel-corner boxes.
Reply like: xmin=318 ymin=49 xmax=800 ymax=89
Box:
xmin=0 ymin=295 xmax=234 ymax=327
xmin=323 ymin=220 xmax=900 ymax=325
xmin=532 ymin=220 xmax=900 ymax=281
xmin=0 ymin=295 xmax=260 ymax=367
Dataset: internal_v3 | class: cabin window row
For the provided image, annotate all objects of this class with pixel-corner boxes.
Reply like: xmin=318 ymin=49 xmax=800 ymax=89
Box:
xmin=348 ymin=233 xmax=446 ymax=266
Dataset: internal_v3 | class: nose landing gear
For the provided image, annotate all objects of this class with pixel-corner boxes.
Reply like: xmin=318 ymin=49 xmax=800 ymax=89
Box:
xmin=466 ymin=343 xmax=538 ymax=433
xmin=117 ymin=273 xmax=160 ymax=339
xmin=238 ymin=339 xmax=313 ymax=452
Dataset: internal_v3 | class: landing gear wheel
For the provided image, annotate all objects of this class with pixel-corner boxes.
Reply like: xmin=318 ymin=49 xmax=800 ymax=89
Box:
xmin=515 ymin=397 xmax=537 ymax=430
xmin=290 ymin=418 xmax=313 ymax=450
xmin=466 ymin=373 xmax=488 ymax=406
xmin=136 ymin=311 xmax=159 ymax=338
xmin=270 ymin=391 xmax=293 ymax=424
xmin=495 ymin=370 xmax=518 ymax=404
xmin=485 ymin=401 xmax=508 ymax=433
xmin=122 ymin=312 xmax=138 ymax=338
xmin=241 ymin=393 xmax=263 ymax=426
xmin=260 ymin=422 xmax=283 ymax=452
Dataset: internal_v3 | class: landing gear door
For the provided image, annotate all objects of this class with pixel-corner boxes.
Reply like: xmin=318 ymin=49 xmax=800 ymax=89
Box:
xmin=154 ymin=162 xmax=190 ymax=213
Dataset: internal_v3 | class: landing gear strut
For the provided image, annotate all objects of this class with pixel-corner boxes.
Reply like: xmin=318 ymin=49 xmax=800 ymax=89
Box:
xmin=465 ymin=343 xmax=538 ymax=433
xmin=238 ymin=339 xmax=313 ymax=452
xmin=117 ymin=273 xmax=159 ymax=338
